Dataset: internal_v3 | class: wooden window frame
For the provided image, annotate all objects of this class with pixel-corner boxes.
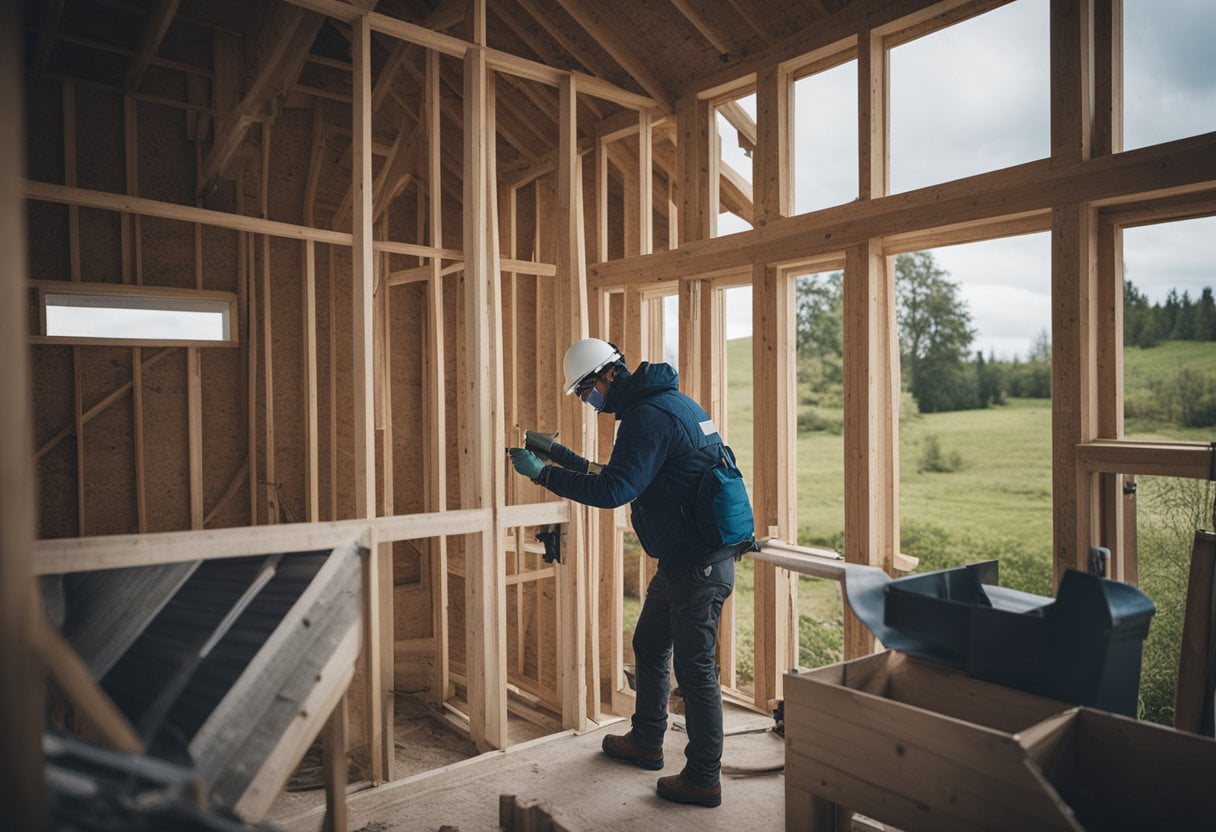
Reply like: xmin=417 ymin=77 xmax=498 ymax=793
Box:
xmin=30 ymin=280 xmax=239 ymax=348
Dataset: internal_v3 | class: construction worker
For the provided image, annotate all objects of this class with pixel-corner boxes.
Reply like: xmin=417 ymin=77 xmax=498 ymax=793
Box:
xmin=508 ymin=337 xmax=755 ymax=809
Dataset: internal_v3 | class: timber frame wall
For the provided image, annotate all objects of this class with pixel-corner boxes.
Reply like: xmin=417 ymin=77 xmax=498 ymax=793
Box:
xmin=5 ymin=0 xmax=1216 ymax=824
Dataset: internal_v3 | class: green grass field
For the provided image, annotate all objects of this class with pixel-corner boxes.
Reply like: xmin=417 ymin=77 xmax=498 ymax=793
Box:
xmin=715 ymin=336 xmax=1216 ymax=717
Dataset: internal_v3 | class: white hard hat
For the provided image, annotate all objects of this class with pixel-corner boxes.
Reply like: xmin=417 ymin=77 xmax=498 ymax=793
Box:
xmin=562 ymin=338 xmax=622 ymax=395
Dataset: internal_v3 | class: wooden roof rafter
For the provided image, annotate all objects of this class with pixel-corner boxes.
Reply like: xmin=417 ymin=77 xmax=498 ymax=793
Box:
xmin=668 ymin=0 xmax=737 ymax=57
xmin=35 ymin=0 xmax=67 ymax=77
xmin=125 ymin=0 xmax=182 ymax=91
xmin=550 ymin=0 xmax=674 ymax=113
xmin=722 ymin=0 xmax=780 ymax=46
xmin=199 ymin=5 xmax=327 ymax=198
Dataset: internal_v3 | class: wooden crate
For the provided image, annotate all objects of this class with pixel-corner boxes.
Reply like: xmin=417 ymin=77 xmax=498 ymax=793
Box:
xmin=784 ymin=650 xmax=1216 ymax=831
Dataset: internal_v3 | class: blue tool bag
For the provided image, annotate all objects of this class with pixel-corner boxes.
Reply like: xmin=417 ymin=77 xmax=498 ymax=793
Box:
xmin=695 ymin=445 xmax=756 ymax=551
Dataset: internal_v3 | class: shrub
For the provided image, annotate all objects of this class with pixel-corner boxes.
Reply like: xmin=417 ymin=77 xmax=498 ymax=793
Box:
xmin=797 ymin=408 xmax=843 ymax=434
xmin=918 ymin=434 xmax=963 ymax=473
xmin=798 ymin=614 xmax=843 ymax=669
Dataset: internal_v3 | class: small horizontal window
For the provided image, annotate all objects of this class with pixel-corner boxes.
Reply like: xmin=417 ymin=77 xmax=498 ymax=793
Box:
xmin=31 ymin=283 xmax=237 ymax=347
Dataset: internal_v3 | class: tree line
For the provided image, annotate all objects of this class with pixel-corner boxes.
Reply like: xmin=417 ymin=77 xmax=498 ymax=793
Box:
xmin=1124 ymin=282 xmax=1216 ymax=347
xmin=796 ymin=251 xmax=1051 ymax=414
xmin=796 ymin=252 xmax=1214 ymax=417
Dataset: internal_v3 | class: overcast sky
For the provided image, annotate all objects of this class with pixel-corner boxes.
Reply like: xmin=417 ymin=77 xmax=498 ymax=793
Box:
xmin=703 ymin=0 xmax=1215 ymax=359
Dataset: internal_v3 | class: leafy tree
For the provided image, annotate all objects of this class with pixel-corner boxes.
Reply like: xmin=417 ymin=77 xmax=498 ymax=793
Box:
xmin=794 ymin=272 xmax=844 ymax=402
xmin=895 ymin=252 xmax=977 ymax=412
xmin=1198 ymin=287 xmax=1216 ymax=341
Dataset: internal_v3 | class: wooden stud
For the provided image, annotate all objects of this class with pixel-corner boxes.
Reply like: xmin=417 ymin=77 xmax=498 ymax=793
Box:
xmin=1053 ymin=201 xmax=1101 ymax=584
xmin=858 ymin=29 xmax=887 ymax=202
xmin=351 ymin=13 xmax=385 ymax=783
xmin=751 ymin=264 xmax=798 ymax=706
xmin=1093 ymin=0 xmax=1122 ymax=158
xmin=376 ymin=216 xmax=395 ymax=782
xmin=1051 ymin=0 xmax=1093 ymax=165
xmin=755 ymin=64 xmax=791 ymax=224
xmin=321 ymin=693 xmax=348 ymax=832
xmin=329 ymin=246 xmax=339 ymax=521
xmin=261 ymin=128 xmax=277 ymax=525
xmin=638 ymin=110 xmax=653 ymax=256
xmin=305 ymin=241 xmax=320 ymax=522
xmin=1 ymin=5 xmax=45 ymax=817
xmin=461 ymin=44 xmax=508 ymax=751
xmin=64 ymin=83 xmax=87 ymax=536
xmin=556 ymin=73 xmax=589 ymax=731
xmin=424 ymin=48 xmax=450 ymax=708
xmin=1095 ymin=217 xmax=1125 ymax=579
xmin=188 ymin=348 xmax=204 ymax=528
xmin=842 ymin=242 xmax=899 ymax=659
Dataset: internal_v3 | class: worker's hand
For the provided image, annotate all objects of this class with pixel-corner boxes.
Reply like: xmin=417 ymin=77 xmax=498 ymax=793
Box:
xmin=508 ymin=447 xmax=545 ymax=480
xmin=524 ymin=429 xmax=557 ymax=461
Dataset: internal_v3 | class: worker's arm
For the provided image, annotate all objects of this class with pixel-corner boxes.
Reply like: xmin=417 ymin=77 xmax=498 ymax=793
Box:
xmin=525 ymin=429 xmax=591 ymax=473
xmin=536 ymin=409 xmax=670 ymax=508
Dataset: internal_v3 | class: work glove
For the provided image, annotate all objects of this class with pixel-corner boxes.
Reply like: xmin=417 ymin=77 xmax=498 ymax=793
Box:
xmin=508 ymin=447 xmax=545 ymax=481
xmin=524 ymin=429 xmax=558 ymax=461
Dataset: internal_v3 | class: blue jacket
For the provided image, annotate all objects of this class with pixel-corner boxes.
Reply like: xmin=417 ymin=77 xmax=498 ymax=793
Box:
xmin=537 ymin=362 xmax=730 ymax=576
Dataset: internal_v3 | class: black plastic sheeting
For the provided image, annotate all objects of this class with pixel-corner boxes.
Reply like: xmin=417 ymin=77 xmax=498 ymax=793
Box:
xmin=841 ymin=560 xmax=1155 ymax=716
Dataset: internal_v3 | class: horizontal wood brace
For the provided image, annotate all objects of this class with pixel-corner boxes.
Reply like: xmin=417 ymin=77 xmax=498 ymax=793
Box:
xmin=24 ymin=180 xmax=352 ymax=244
xmin=1076 ymin=440 xmax=1216 ymax=481
xmin=281 ymin=0 xmax=655 ymax=109
xmin=589 ymin=132 xmax=1216 ymax=288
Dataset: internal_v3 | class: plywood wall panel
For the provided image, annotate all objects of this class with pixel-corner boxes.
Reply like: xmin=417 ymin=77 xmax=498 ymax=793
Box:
xmin=140 ymin=216 xmax=196 ymax=290
xmin=142 ymin=348 xmax=190 ymax=533
xmin=136 ymin=101 xmax=193 ymax=206
xmin=83 ymin=396 xmax=137 ymax=537
xmin=269 ymin=235 xmax=305 ymax=524
xmin=24 ymin=78 xmax=63 ymax=182
xmin=75 ymin=88 xmax=124 ymax=194
xmin=201 ymin=347 xmax=247 ymax=528
xmin=78 ymin=208 xmax=123 ymax=284
xmin=27 ymin=203 xmax=70 ymax=281
xmin=201 ymin=225 xmax=240 ymax=294
xmin=33 ymin=345 xmax=76 ymax=540
xmin=392 ymin=285 xmax=427 ymax=516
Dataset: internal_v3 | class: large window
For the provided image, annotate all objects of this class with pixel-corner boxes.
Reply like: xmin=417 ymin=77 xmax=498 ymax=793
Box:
xmin=793 ymin=59 xmax=858 ymax=213
xmin=715 ymin=94 xmax=755 ymax=237
xmin=888 ymin=0 xmax=1049 ymax=193
xmin=1123 ymin=0 xmax=1216 ymax=150
xmin=894 ymin=234 xmax=1054 ymax=597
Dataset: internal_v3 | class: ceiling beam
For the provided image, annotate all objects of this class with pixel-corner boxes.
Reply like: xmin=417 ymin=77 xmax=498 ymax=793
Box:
xmin=718 ymin=99 xmax=755 ymax=154
xmin=551 ymin=0 xmax=673 ymax=113
xmin=668 ymin=0 xmax=735 ymax=56
xmin=126 ymin=0 xmax=182 ymax=91
xmin=723 ymin=0 xmax=778 ymax=46
xmin=199 ymin=6 xmax=326 ymax=198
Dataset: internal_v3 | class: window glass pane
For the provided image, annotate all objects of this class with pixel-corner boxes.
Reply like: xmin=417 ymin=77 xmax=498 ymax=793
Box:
xmin=1124 ymin=0 xmax=1216 ymax=150
xmin=45 ymin=292 xmax=229 ymax=341
xmin=793 ymin=60 xmax=858 ymax=213
xmin=1122 ymin=216 xmax=1216 ymax=438
xmin=894 ymin=236 xmax=1053 ymax=597
xmin=889 ymin=0 xmax=1049 ymax=194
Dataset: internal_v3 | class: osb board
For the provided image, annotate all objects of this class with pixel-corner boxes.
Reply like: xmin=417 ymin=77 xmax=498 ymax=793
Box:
xmin=78 ymin=208 xmax=124 ymax=284
xmin=27 ymin=202 xmax=70 ymax=281
xmin=267 ymin=235 xmax=306 ymax=524
xmin=137 ymin=99 xmax=194 ymax=206
xmin=390 ymin=283 xmax=427 ymax=517
xmin=74 ymin=86 xmax=124 ymax=194
xmin=328 ymin=245 xmax=356 ymax=522
xmin=81 ymin=347 xmax=137 ymax=536
xmin=24 ymin=77 xmax=64 ymax=183
xmin=34 ymin=345 xmax=77 ymax=541
xmin=202 ymin=347 xmax=249 ymax=529
xmin=315 ymin=244 xmax=340 ymax=521
xmin=140 ymin=215 xmax=197 ymax=290
xmin=143 ymin=347 xmax=191 ymax=533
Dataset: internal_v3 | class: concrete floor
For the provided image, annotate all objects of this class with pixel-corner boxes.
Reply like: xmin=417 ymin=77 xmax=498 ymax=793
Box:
xmin=270 ymin=704 xmax=786 ymax=832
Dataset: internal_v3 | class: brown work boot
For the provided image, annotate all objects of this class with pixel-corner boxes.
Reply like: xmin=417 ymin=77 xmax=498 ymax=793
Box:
xmin=656 ymin=773 xmax=722 ymax=808
xmin=601 ymin=731 xmax=664 ymax=770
